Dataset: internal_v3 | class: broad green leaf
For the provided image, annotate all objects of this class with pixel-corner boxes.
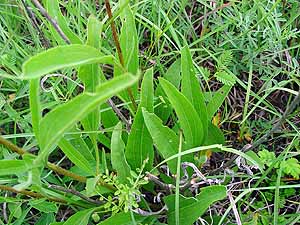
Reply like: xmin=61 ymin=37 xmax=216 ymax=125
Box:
xmin=99 ymin=212 xmax=148 ymax=225
xmin=207 ymin=85 xmax=231 ymax=119
xmin=58 ymin=138 xmax=94 ymax=175
xmin=22 ymin=45 xmax=113 ymax=79
xmin=29 ymin=199 xmax=58 ymax=213
xmin=164 ymin=185 xmax=227 ymax=225
xmin=45 ymin=0 xmax=81 ymax=44
xmin=63 ymin=208 xmax=95 ymax=225
xmin=155 ymin=59 xmax=181 ymax=122
xmin=0 ymin=160 xmax=27 ymax=175
xmin=126 ymin=68 xmax=154 ymax=170
xmin=111 ymin=122 xmax=131 ymax=183
xmin=142 ymin=109 xmax=193 ymax=174
xmin=36 ymin=73 xmax=139 ymax=164
xmin=159 ymin=78 xmax=204 ymax=148
xmin=181 ymin=45 xmax=208 ymax=138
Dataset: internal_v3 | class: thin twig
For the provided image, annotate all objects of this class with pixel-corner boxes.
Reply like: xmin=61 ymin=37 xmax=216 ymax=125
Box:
xmin=228 ymin=191 xmax=242 ymax=225
xmin=0 ymin=184 xmax=66 ymax=203
xmin=31 ymin=0 xmax=71 ymax=44
xmin=145 ymin=172 xmax=174 ymax=192
xmin=48 ymin=184 xmax=103 ymax=205
xmin=212 ymin=90 xmax=300 ymax=174
xmin=21 ymin=0 xmax=50 ymax=48
xmin=107 ymin=98 xmax=131 ymax=131
xmin=0 ymin=136 xmax=116 ymax=190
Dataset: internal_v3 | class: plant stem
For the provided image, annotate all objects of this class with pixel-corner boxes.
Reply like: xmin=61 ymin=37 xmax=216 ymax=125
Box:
xmin=0 ymin=136 xmax=116 ymax=190
xmin=0 ymin=184 xmax=66 ymax=203
xmin=104 ymin=0 xmax=138 ymax=111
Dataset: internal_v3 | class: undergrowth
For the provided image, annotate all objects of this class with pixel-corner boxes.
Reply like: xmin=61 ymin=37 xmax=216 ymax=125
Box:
xmin=0 ymin=0 xmax=299 ymax=225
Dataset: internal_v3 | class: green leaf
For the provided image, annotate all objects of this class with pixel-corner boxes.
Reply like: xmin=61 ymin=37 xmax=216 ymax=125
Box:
xmin=29 ymin=199 xmax=58 ymax=213
xmin=99 ymin=212 xmax=148 ymax=225
xmin=36 ymin=73 xmax=139 ymax=164
xmin=281 ymin=158 xmax=300 ymax=179
xmin=181 ymin=45 xmax=208 ymax=138
xmin=63 ymin=208 xmax=95 ymax=225
xmin=0 ymin=160 xmax=27 ymax=175
xmin=204 ymin=123 xmax=225 ymax=147
xmin=58 ymin=138 xmax=95 ymax=175
xmin=215 ymin=71 xmax=236 ymax=86
xmin=207 ymin=85 xmax=231 ymax=119
xmin=159 ymin=78 xmax=204 ymax=148
xmin=45 ymin=0 xmax=81 ymax=44
xmin=142 ymin=108 xmax=193 ymax=174
xmin=126 ymin=68 xmax=154 ymax=170
xmin=155 ymin=59 xmax=181 ymax=122
xmin=78 ymin=16 xmax=103 ymax=155
xmin=111 ymin=122 xmax=131 ymax=183
xmin=258 ymin=149 xmax=277 ymax=167
xmin=115 ymin=3 xmax=139 ymax=103
xmin=22 ymin=44 xmax=113 ymax=79
xmin=78 ymin=16 xmax=102 ymax=92
xmin=29 ymin=78 xmax=41 ymax=141
xmin=164 ymin=185 xmax=227 ymax=225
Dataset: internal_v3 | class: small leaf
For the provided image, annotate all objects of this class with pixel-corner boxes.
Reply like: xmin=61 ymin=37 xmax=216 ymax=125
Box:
xmin=207 ymin=85 xmax=232 ymax=119
xmin=111 ymin=122 xmax=131 ymax=183
xmin=63 ymin=208 xmax=95 ymax=225
xmin=22 ymin=45 xmax=113 ymax=79
xmin=215 ymin=71 xmax=236 ymax=86
xmin=36 ymin=73 xmax=139 ymax=164
xmin=281 ymin=158 xmax=300 ymax=179
xmin=159 ymin=78 xmax=204 ymax=148
xmin=164 ymin=186 xmax=227 ymax=225
xmin=258 ymin=149 xmax=277 ymax=167
xmin=126 ymin=68 xmax=154 ymax=170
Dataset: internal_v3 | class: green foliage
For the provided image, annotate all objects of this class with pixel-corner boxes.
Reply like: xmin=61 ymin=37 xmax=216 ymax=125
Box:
xmin=2 ymin=0 xmax=298 ymax=224
xmin=281 ymin=158 xmax=300 ymax=179
xmin=164 ymin=186 xmax=227 ymax=225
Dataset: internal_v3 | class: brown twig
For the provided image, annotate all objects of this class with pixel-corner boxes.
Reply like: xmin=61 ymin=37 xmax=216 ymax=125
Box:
xmin=104 ymin=0 xmax=138 ymax=111
xmin=30 ymin=0 xmax=71 ymax=44
xmin=21 ymin=0 xmax=50 ymax=48
xmin=0 ymin=184 xmax=66 ymax=203
xmin=145 ymin=172 xmax=174 ymax=193
xmin=0 ymin=136 xmax=117 ymax=191
xmin=48 ymin=184 xmax=103 ymax=205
